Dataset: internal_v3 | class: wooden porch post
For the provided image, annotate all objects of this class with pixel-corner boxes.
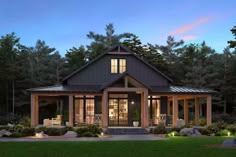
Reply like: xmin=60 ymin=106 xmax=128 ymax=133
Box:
xmin=206 ymin=95 xmax=212 ymax=126
xmin=143 ymin=89 xmax=149 ymax=128
xmin=31 ymin=94 xmax=38 ymax=127
xmin=68 ymin=95 xmax=74 ymax=127
xmin=195 ymin=97 xmax=200 ymax=125
xmin=184 ymin=99 xmax=189 ymax=125
xmin=102 ymin=90 xmax=108 ymax=128
xmin=172 ymin=96 xmax=178 ymax=127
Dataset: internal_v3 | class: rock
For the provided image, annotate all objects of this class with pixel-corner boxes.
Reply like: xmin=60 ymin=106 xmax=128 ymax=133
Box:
xmin=0 ymin=129 xmax=12 ymax=136
xmin=7 ymin=123 xmax=14 ymax=128
xmin=223 ymin=139 xmax=236 ymax=147
xmin=180 ymin=128 xmax=201 ymax=136
xmin=63 ymin=131 xmax=77 ymax=137
xmin=35 ymin=131 xmax=48 ymax=138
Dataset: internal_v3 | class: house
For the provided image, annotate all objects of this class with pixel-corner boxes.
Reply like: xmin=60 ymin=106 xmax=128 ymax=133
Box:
xmin=29 ymin=45 xmax=213 ymax=128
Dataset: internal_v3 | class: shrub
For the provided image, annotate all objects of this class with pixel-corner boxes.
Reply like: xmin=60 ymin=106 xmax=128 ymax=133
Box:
xmin=76 ymin=127 xmax=89 ymax=135
xmin=226 ymin=124 xmax=236 ymax=133
xmin=44 ymin=128 xmax=67 ymax=136
xmin=76 ymin=124 xmax=101 ymax=136
xmin=87 ymin=124 xmax=102 ymax=134
xmin=14 ymin=124 xmax=24 ymax=132
xmin=199 ymin=118 xmax=206 ymax=126
xmin=35 ymin=127 xmax=47 ymax=133
xmin=66 ymin=127 xmax=74 ymax=131
xmin=207 ymin=121 xmax=227 ymax=134
xmin=80 ymin=131 xmax=97 ymax=137
xmin=19 ymin=117 xmax=31 ymax=127
xmin=198 ymin=128 xmax=211 ymax=136
xmin=9 ymin=132 xmax=22 ymax=138
xmin=20 ymin=128 xmax=35 ymax=136
xmin=153 ymin=123 xmax=166 ymax=134
xmin=216 ymin=129 xmax=231 ymax=136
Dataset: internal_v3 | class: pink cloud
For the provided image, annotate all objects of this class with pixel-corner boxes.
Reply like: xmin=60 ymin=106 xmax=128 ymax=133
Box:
xmin=182 ymin=35 xmax=197 ymax=41
xmin=170 ymin=17 xmax=210 ymax=35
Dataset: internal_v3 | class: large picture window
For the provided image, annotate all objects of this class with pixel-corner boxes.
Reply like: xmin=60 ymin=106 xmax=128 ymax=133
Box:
xmin=111 ymin=58 xmax=126 ymax=73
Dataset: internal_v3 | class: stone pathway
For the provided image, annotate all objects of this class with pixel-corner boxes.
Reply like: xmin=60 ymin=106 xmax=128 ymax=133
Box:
xmin=0 ymin=134 xmax=166 ymax=142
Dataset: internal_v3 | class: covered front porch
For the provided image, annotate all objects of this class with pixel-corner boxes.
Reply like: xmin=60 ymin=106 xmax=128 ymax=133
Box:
xmin=30 ymin=89 xmax=212 ymax=128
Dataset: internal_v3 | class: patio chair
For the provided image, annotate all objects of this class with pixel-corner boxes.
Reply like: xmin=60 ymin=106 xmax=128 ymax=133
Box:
xmin=52 ymin=115 xmax=62 ymax=126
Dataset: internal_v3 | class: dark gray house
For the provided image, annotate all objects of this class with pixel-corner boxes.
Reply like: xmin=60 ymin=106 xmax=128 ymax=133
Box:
xmin=29 ymin=45 xmax=213 ymax=128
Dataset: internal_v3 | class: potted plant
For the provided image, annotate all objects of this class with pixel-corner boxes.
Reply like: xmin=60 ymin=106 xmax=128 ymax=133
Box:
xmin=133 ymin=109 xmax=139 ymax=127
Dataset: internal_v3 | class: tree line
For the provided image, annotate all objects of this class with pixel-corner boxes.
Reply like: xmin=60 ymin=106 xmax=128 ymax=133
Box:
xmin=0 ymin=24 xmax=236 ymax=116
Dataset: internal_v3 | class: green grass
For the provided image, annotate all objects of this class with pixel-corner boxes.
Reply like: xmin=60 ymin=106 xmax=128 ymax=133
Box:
xmin=0 ymin=137 xmax=235 ymax=157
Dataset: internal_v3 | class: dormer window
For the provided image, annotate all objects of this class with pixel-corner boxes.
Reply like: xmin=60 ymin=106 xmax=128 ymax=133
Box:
xmin=111 ymin=59 xmax=126 ymax=73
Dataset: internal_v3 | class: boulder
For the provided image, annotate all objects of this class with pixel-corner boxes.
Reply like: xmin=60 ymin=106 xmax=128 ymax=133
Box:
xmin=180 ymin=128 xmax=201 ymax=136
xmin=223 ymin=139 xmax=236 ymax=147
xmin=0 ymin=129 xmax=12 ymax=136
xmin=63 ymin=131 xmax=77 ymax=137
xmin=35 ymin=131 xmax=48 ymax=138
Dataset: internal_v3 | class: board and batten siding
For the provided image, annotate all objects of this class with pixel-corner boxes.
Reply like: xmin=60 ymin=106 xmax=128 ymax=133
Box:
xmin=66 ymin=54 xmax=169 ymax=87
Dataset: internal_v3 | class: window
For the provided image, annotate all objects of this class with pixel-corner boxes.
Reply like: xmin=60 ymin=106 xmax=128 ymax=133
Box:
xmin=111 ymin=59 xmax=118 ymax=73
xmin=111 ymin=59 xmax=126 ymax=73
xmin=119 ymin=59 xmax=126 ymax=73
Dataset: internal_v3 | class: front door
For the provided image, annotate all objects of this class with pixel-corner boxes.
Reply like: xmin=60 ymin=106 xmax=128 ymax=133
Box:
xmin=109 ymin=98 xmax=128 ymax=126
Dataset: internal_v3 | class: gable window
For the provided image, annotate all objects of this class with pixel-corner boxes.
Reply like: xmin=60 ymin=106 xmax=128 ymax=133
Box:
xmin=111 ymin=59 xmax=126 ymax=73
xmin=111 ymin=59 xmax=118 ymax=73
xmin=119 ymin=59 xmax=126 ymax=73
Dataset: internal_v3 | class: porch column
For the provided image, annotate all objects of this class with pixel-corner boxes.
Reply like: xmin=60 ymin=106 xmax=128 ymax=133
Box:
xmin=184 ymin=99 xmax=189 ymax=125
xmin=195 ymin=97 xmax=200 ymax=125
xmin=206 ymin=95 xmax=212 ymax=126
xmin=68 ymin=95 xmax=74 ymax=127
xmin=143 ymin=89 xmax=149 ymax=128
xmin=102 ymin=90 xmax=108 ymax=128
xmin=172 ymin=96 xmax=178 ymax=127
xmin=31 ymin=94 xmax=38 ymax=127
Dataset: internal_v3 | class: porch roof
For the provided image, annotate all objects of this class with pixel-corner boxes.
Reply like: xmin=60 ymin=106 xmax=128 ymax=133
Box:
xmin=28 ymin=85 xmax=101 ymax=93
xmin=151 ymin=86 xmax=214 ymax=94
xmin=28 ymin=85 xmax=214 ymax=94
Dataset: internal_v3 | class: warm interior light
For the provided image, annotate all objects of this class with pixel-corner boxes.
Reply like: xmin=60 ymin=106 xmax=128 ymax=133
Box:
xmin=101 ymin=132 xmax=104 ymax=136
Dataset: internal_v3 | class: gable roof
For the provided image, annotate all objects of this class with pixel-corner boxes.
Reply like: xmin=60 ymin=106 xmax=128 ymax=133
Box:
xmin=100 ymin=72 xmax=152 ymax=90
xmin=62 ymin=45 xmax=173 ymax=84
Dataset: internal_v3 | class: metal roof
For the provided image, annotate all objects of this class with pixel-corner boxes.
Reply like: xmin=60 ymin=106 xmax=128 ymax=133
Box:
xmin=28 ymin=85 xmax=101 ymax=93
xmin=151 ymin=86 xmax=214 ymax=94
xmin=28 ymin=84 xmax=213 ymax=94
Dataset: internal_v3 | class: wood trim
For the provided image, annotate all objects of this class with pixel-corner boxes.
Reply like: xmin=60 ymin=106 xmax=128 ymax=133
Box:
xmin=106 ymin=87 xmax=147 ymax=92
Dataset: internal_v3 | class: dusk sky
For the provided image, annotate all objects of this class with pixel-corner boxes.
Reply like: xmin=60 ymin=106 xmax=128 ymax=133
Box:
xmin=1 ymin=0 xmax=235 ymax=55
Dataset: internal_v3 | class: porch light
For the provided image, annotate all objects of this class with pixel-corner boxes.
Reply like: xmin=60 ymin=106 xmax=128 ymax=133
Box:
xmin=101 ymin=132 xmax=104 ymax=136
xmin=227 ymin=131 xmax=231 ymax=137
xmin=131 ymin=100 xmax=135 ymax=104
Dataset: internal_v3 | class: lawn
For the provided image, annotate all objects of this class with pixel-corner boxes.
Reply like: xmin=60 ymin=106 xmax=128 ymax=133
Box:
xmin=0 ymin=137 xmax=235 ymax=157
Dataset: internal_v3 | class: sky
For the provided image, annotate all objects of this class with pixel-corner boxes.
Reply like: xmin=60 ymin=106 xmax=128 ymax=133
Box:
xmin=0 ymin=0 xmax=235 ymax=55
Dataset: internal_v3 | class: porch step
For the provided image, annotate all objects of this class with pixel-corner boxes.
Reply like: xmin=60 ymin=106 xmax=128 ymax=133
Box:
xmin=105 ymin=128 xmax=149 ymax=135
